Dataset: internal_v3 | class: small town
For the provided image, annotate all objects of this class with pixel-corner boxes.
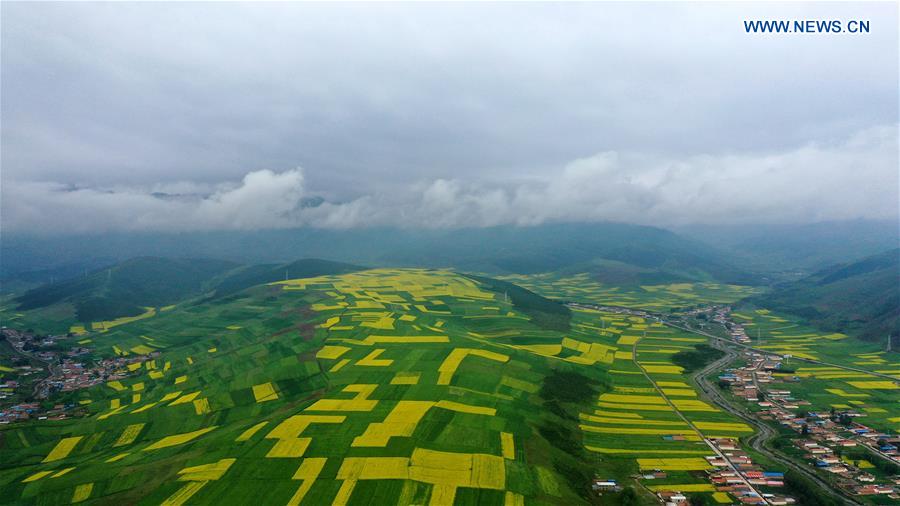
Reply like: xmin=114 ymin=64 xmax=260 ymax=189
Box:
xmin=718 ymin=344 xmax=900 ymax=500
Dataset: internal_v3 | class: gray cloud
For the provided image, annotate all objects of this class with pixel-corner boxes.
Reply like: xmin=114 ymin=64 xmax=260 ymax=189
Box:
xmin=3 ymin=124 xmax=896 ymax=233
xmin=1 ymin=2 xmax=898 ymax=230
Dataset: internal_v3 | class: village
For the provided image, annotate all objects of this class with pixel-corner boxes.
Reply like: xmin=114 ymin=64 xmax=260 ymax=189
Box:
xmin=717 ymin=341 xmax=900 ymax=499
xmin=0 ymin=327 xmax=155 ymax=424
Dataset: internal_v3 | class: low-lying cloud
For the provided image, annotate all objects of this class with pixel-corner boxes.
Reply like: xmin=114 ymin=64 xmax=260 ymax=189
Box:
xmin=3 ymin=124 xmax=897 ymax=234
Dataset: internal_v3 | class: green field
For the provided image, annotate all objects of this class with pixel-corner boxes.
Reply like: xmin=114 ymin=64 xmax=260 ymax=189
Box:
xmin=497 ymin=273 xmax=762 ymax=311
xmin=6 ymin=268 xmax=890 ymax=505
xmin=1 ymin=269 xmax=613 ymax=505
xmin=729 ymin=308 xmax=900 ymax=433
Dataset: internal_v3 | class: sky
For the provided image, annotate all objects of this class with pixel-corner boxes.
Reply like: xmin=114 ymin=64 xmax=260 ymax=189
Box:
xmin=2 ymin=2 xmax=898 ymax=233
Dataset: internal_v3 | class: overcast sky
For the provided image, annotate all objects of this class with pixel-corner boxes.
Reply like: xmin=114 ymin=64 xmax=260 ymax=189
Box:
xmin=2 ymin=2 xmax=898 ymax=233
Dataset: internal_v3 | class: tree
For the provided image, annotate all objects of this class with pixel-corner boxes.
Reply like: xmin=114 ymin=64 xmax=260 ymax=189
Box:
xmin=801 ymin=424 xmax=809 ymax=435
xmin=618 ymin=487 xmax=638 ymax=506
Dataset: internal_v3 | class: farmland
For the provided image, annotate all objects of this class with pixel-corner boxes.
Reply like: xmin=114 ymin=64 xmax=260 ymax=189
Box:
xmin=2 ymin=266 xmax=895 ymax=505
xmin=1 ymin=268 xmax=623 ymax=505
xmin=497 ymin=273 xmax=762 ymax=312
xmin=566 ymin=308 xmax=761 ymax=501
xmin=725 ymin=308 xmax=900 ymax=434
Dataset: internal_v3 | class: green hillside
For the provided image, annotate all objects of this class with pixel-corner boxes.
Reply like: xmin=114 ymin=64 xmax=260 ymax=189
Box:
xmin=14 ymin=257 xmax=239 ymax=324
xmin=8 ymin=258 xmax=363 ymax=333
xmin=750 ymin=249 xmax=900 ymax=342
xmin=204 ymin=259 xmax=364 ymax=302
xmin=0 ymin=269 xmax=763 ymax=506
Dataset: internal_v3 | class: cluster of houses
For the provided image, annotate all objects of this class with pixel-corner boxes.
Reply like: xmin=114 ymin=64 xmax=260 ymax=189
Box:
xmin=2 ymin=327 xmax=68 ymax=353
xmin=718 ymin=353 xmax=790 ymax=404
xmin=704 ymin=438 xmax=794 ymax=504
xmin=635 ymin=438 xmax=796 ymax=505
xmin=790 ymin=434 xmax=899 ymax=497
xmin=0 ymin=402 xmax=74 ymax=423
xmin=719 ymin=350 xmax=900 ymax=499
xmin=1 ymin=326 xmax=158 ymax=424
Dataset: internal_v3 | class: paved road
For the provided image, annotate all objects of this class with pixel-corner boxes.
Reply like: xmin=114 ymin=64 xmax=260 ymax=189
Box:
xmin=566 ymin=301 xmax=865 ymax=504
xmin=691 ymin=336 xmax=861 ymax=506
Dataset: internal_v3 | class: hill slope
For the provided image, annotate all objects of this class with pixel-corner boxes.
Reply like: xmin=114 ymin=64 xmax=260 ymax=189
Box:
xmin=15 ymin=257 xmax=238 ymax=323
xmin=12 ymin=258 xmax=363 ymax=327
xmin=0 ymin=268 xmax=764 ymax=506
xmin=750 ymin=249 xmax=900 ymax=342
xmin=0 ymin=270 xmax=607 ymax=505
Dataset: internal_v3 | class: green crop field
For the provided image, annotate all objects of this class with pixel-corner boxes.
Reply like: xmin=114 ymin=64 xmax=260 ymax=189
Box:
xmin=1 ymin=269 xmax=620 ymax=505
xmin=497 ymin=273 xmax=762 ymax=311
xmin=728 ymin=308 xmax=900 ymax=433
xmin=4 ymin=268 xmax=891 ymax=505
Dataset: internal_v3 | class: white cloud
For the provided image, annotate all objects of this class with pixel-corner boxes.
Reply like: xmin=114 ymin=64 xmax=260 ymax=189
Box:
xmin=3 ymin=125 xmax=896 ymax=234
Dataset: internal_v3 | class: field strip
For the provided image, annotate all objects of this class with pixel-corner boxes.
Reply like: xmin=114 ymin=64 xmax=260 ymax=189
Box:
xmin=630 ymin=337 xmax=771 ymax=505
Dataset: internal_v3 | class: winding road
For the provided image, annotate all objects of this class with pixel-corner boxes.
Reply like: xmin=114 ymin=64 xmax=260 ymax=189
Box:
xmin=567 ymin=301 xmax=866 ymax=505
xmin=690 ymin=338 xmax=861 ymax=506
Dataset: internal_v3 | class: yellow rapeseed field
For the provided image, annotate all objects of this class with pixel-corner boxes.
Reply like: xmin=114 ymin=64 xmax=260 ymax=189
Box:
xmin=42 ymin=436 xmax=83 ymax=462
xmin=113 ymin=423 xmax=145 ymax=447
xmin=71 ymin=483 xmax=93 ymax=503
xmin=636 ymin=457 xmax=712 ymax=471
xmin=305 ymin=384 xmax=378 ymax=411
xmin=235 ymin=421 xmax=269 ymax=442
xmin=143 ymin=426 xmax=217 ymax=451
xmin=287 ymin=458 xmax=328 ymax=506
xmin=390 ymin=371 xmax=421 ymax=385
xmin=356 ymin=349 xmax=393 ymax=367
xmin=847 ymin=381 xmax=898 ymax=390
xmin=252 ymin=382 xmax=279 ymax=403
xmin=316 ymin=345 xmax=350 ymax=359
xmin=501 ymin=432 xmax=515 ymax=459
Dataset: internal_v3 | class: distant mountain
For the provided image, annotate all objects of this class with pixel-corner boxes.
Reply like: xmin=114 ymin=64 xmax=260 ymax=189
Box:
xmin=676 ymin=220 xmax=900 ymax=274
xmin=750 ymin=249 xmax=900 ymax=342
xmin=14 ymin=257 xmax=363 ymax=323
xmin=2 ymin=222 xmax=754 ymax=285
